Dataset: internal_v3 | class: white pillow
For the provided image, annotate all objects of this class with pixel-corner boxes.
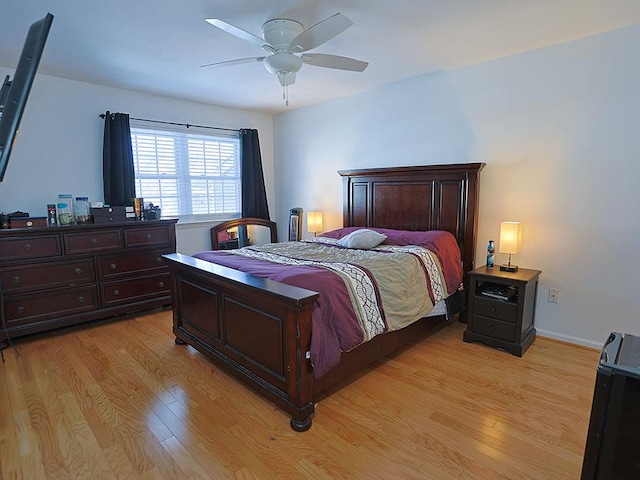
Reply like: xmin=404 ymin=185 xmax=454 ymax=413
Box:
xmin=337 ymin=229 xmax=387 ymax=249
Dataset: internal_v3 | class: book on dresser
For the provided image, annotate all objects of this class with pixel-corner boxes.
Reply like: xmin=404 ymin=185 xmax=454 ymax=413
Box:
xmin=0 ymin=219 xmax=177 ymax=341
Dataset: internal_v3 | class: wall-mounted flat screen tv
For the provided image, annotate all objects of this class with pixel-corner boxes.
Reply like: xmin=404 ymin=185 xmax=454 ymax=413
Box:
xmin=0 ymin=13 xmax=54 ymax=182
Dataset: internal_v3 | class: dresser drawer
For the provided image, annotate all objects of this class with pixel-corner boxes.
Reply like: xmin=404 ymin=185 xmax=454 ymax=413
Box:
xmin=102 ymin=273 xmax=171 ymax=306
xmin=473 ymin=296 xmax=517 ymax=323
xmin=124 ymin=226 xmax=173 ymax=248
xmin=97 ymin=249 xmax=170 ymax=280
xmin=0 ymin=259 xmax=95 ymax=293
xmin=3 ymin=287 xmax=99 ymax=326
xmin=0 ymin=235 xmax=61 ymax=260
xmin=471 ymin=315 xmax=516 ymax=342
xmin=64 ymin=230 xmax=122 ymax=254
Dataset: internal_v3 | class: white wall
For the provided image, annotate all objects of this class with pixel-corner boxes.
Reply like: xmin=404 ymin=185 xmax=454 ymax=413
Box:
xmin=273 ymin=24 xmax=640 ymax=348
xmin=0 ymin=70 xmax=274 ymax=254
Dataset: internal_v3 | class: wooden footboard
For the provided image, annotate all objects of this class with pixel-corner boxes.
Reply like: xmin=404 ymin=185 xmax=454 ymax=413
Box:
xmin=163 ymin=253 xmax=319 ymax=431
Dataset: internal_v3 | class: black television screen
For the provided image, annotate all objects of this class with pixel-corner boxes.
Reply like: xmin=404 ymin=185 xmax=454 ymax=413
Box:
xmin=0 ymin=13 xmax=54 ymax=182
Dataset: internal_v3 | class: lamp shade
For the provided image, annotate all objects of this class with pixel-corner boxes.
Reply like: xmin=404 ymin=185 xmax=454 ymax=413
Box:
xmin=499 ymin=221 xmax=523 ymax=254
xmin=307 ymin=211 xmax=323 ymax=234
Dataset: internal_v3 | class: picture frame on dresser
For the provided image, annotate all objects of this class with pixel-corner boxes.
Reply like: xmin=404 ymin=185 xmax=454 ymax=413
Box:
xmin=0 ymin=219 xmax=177 ymax=343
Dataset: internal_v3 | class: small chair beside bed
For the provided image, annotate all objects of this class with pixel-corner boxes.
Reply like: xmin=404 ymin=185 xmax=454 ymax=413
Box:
xmin=163 ymin=163 xmax=484 ymax=431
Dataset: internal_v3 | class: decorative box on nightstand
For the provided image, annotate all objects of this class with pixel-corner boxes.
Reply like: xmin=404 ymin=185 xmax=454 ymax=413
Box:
xmin=463 ymin=265 xmax=541 ymax=356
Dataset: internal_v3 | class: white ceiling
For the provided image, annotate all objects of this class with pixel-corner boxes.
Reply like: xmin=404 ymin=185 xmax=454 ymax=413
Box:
xmin=2 ymin=0 xmax=640 ymax=114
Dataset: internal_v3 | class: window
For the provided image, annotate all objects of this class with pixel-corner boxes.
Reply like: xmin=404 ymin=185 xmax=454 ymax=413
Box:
xmin=130 ymin=120 xmax=241 ymax=221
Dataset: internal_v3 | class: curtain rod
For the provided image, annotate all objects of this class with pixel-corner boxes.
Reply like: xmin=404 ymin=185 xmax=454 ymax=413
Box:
xmin=98 ymin=114 xmax=239 ymax=133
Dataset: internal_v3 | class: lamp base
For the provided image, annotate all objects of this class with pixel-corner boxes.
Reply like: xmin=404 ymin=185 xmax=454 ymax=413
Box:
xmin=500 ymin=264 xmax=519 ymax=273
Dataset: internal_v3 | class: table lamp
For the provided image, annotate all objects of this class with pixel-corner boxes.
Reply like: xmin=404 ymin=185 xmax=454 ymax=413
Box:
xmin=499 ymin=221 xmax=523 ymax=272
xmin=307 ymin=211 xmax=323 ymax=237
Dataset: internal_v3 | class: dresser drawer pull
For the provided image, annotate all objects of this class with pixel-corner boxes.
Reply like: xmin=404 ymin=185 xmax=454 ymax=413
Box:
xmin=75 ymin=268 xmax=82 ymax=275
xmin=490 ymin=306 xmax=497 ymax=313
xmin=145 ymin=233 xmax=152 ymax=240
xmin=91 ymin=238 xmax=98 ymax=245
xmin=158 ymin=281 xmax=165 ymax=288
xmin=156 ymin=257 xmax=162 ymax=263
xmin=113 ymin=289 xmax=120 ymax=296
xmin=489 ymin=325 xmax=495 ymax=331
xmin=78 ymin=296 xmax=85 ymax=303
xmin=110 ymin=263 xmax=117 ymax=270
xmin=23 ymin=243 xmax=32 ymax=250
xmin=13 ymin=275 xmax=21 ymax=283
xmin=17 ymin=306 xmax=25 ymax=314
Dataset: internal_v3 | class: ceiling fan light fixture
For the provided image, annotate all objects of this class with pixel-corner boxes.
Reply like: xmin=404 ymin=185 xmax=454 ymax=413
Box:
xmin=263 ymin=52 xmax=303 ymax=76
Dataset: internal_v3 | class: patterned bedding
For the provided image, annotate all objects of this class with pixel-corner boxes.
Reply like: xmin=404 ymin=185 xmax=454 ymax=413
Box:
xmin=193 ymin=228 xmax=462 ymax=378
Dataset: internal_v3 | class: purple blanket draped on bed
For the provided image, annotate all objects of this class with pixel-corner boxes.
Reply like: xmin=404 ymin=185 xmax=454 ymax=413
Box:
xmin=193 ymin=228 xmax=462 ymax=378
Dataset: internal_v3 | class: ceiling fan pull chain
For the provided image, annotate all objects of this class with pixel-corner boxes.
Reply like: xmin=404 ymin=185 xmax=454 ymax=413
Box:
xmin=278 ymin=72 xmax=289 ymax=106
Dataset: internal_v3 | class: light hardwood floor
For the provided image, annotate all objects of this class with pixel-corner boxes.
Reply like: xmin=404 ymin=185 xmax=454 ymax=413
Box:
xmin=0 ymin=310 xmax=599 ymax=479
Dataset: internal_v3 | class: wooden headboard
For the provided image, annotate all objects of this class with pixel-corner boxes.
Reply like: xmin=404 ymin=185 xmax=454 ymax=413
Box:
xmin=338 ymin=163 xmax=485 ymax=286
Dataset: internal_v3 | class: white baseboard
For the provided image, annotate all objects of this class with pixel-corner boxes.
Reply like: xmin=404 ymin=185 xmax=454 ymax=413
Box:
xmin=536 ymin=328 xmax=603 ymax=350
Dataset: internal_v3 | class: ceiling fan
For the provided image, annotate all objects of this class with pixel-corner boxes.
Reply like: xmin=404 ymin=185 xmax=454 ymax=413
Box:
xmin=202 ymin=13 xmax=368 ymax=105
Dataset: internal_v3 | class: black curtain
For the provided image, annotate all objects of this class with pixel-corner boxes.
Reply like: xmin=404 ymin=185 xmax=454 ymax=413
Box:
xmin=103 ymin=111 xmax=135 ymax=206
xmin=240 ymin=128 xmax=270 ymax=220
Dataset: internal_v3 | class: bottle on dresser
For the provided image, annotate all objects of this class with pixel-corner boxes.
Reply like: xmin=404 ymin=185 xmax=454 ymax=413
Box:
xmin=487 ymin=240 xmax=495 ymax=268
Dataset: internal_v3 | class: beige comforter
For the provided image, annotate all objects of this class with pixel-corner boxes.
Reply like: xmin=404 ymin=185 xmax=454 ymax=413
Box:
xmin=230 ymin=239 xmax=449 ymax=340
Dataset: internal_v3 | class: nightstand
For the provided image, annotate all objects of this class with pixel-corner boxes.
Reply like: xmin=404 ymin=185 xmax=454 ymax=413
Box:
xmin=463 ymin=266 xmax=541 ymax=356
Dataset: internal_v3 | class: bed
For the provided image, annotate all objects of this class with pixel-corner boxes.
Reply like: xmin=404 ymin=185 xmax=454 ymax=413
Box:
xmin=163 ymin=163 xmax=484 ymax=431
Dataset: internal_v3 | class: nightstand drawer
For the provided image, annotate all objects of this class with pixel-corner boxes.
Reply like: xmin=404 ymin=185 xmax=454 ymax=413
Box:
xmin=472 ymin=315 xmax=516 ymax=342
xmin=473 ymin=296 xmax=517 ymax=323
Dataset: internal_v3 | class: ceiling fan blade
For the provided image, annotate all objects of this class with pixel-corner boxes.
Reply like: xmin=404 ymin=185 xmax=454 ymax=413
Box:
xmin=290 ymin=13 xmax=353 ymax=52
xmin=302 ymin=53 xmax=368 ymax=72
xmin=205 ymin=18 xmax=270 ymax=50
xmin=200 ymin=57 xmax=265 ymax=68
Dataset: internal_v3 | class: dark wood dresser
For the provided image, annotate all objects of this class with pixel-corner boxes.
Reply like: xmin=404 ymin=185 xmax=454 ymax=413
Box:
xmin=0 ymin=219 xmax=177 ymax=341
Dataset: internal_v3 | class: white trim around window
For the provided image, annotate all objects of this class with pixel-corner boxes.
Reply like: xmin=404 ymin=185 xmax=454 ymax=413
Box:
xmin=130 ymin=119 xmax=241 ymax=222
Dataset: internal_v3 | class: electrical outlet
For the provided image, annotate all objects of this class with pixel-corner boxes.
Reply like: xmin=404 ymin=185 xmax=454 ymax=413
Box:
xmin=548 ymin=288 xmax=559 ymax=303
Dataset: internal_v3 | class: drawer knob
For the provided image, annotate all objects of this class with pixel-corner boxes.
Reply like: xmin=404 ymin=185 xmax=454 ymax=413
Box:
xmin=145 ymin=233 xmax=152 ymax=239
xmin=113 ymin=289 xmax=120 ymax=296
xmin=75 ymin=268 xmax=82 ymax=275
xmin=110 ymin=263 xmax=117 ymax=270
xmin=24 ymin=243 xmax=32 ymax=250
xmin=78 ymin=296 xmax=85 ymax=303
xmin=17 ymin=306 xmax=25 ymax=314
xmin=91 ymin=238 xmax=98 ymax=245
xmin=490 ymin=306 xmax=497 ymax=312
xmin=490 ymin=325 xmax=495 ymax=331
xmin=156 ymin=257 xmax=162 ymax=263
xmin=158 ymin=281 xmax=165 ymax=288
xmin=13 ymin=275 xmax=21 ymax=283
